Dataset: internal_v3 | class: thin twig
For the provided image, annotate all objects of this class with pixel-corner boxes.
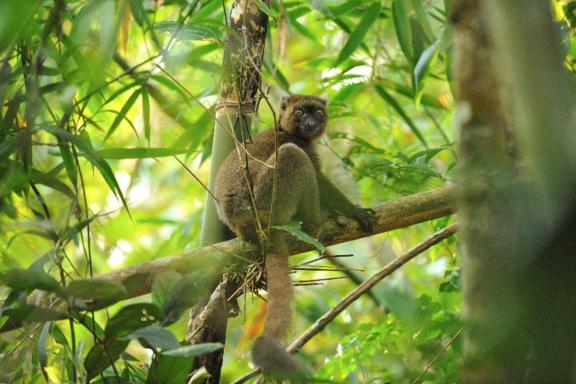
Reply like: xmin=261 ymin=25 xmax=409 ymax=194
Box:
xmin=232 ymin=223 xmax=459 ymax=384
xmin=173 ymin=155 xmax=218 ymax=202
xmin=411 ymin=328 xmax=463 ymax=384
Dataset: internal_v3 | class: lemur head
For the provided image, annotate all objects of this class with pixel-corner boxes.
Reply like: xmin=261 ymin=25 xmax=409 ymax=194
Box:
xmin=279 ymin=95 xmax=328 ymax=140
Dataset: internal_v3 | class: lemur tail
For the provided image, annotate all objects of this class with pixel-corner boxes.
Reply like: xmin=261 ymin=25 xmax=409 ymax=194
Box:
xmin=251 ymin=237 xmax=302 ymax=377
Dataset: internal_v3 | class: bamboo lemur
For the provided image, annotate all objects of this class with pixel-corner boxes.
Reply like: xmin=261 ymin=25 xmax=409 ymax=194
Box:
xmin=214 ymin=95 xmax=377 ymax=377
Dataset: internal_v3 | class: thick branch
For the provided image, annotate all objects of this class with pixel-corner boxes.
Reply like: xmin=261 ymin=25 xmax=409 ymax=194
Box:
xmin=0 ymin=186 xmax=454 ymax=334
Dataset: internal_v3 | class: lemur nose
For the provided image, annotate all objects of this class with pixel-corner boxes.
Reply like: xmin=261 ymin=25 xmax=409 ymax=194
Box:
xmin=307 ymin=121 xmax=316 ymax=129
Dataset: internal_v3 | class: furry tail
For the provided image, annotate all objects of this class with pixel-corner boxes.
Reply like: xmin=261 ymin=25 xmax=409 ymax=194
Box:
xmin=263 ymin=249 xmax=293 ymax=341
xmin=252 ymin=237 xmax=303 ymax=377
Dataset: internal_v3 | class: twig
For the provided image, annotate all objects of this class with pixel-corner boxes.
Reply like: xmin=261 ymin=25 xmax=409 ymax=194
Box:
xmin=232 ymin=223 xmax=459 ymax=384
xmin=411 ymin=328 xmax=463 ymax=384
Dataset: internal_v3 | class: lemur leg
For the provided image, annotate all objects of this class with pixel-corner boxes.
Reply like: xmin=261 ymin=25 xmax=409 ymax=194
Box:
xmin=253 ymin=143 xmax=321 ymax=232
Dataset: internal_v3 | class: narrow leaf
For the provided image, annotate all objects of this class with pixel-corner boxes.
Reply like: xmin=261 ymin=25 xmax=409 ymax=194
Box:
xmin=38 ymin=322 xmax=52 ymax=370
xmin=410 ymin=0 xmax=434 ymax=40
xmin=105 ymin=89 xmax=141 ymax=141
xmin=161 ymin=343 xmax=224 ymax=357
xmin=392 ymin=0 xmax=414 ymax=63
xmin=142 ymin=86 xmax=151 ymax=144
xmin=375 ymin=85 xmax=428 ymax=147
xmin=274 ymin=222 xmax=326 ymax=254
xmin=335 ymin=2 xmax=381 ymax=66
xmin=413 ymin=38 xmax=441 ymax=106
xmin=95 ymin=147 xmax=188 ymax=159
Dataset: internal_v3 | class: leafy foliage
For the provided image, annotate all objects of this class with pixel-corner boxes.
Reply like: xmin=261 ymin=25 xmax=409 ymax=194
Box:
xmin=8 ymin=0 xmax=563 ymax=382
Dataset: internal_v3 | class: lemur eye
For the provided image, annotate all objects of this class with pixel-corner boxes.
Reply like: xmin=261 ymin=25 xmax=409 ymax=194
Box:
xmin=294 ymin=108 xmax=303 ymax=116
xmin=316 ymin=109 xmax=325 ymax=117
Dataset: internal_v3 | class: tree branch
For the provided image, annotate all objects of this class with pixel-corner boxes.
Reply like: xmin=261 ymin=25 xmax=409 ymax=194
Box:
xmin=0 ymin=185 xmax=454 ymax=334
xmin=233 ymin=223 xmax=459 ymax=384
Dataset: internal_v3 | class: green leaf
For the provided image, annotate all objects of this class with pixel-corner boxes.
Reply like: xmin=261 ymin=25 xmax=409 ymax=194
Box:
xmin=124 ymin=326 xmax=180 ymax=350
xmin=375 ymin=85 xmax=428 ymax=147
xmin=0 ymin=0 xmax=39 ymax=53
xmin=105 ymin=89 xmax=141 ymax=141
xmin=161 ymin=343 xmax=223 ymax=357
xmin=151 ymin=271 xmax=181 ymax=315
xmin=45 ymin=127 xmax=131 ymax=216
xmin=67 ymin=279 xmax=127 ymax=302
xmin=95 ymin=147 xmax=188 ymax=159
xmin=154 ymin=21 xmax=222 ymax=41
xmin=38 ymin=322 xmax=51 ymax=371
xmin=413 ymin=38 xmax=441 ymax=107
xmin=2 ymin=306 xmax=65 ymax=323
xmin=335 ymin=2 xmax=381 ymax=66
xmin=105 ymin=303 xmax=162 ymax=339
xmin=160 ymin=273 xmax=210 ymax=326
xmin=146 ymin=354 xmax=193 ymax=384
xmin=254 ymin=0 xmax=279 ymax=18
xmin=85 ymin=339 xmax=129 ymax=381
xmin=57 ymin=139 xmax=78 ymax=187
xmin=273 ymin=222 xmax=326 ymax=254
xmin=392 ymin=0 xmax=414 ymax=63
xmin=1 ymin=268 xmax=61 ymax=294
xmin=410 ymin=0 xmax=434 ymax=40
xmin=142 ymin=86 xmax=151 ymax=144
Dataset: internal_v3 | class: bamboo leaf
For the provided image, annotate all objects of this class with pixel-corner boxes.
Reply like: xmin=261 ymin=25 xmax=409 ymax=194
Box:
xmin=375 ymin=85 xmax=428 ymax=147
xmin=335 ymin=2 xmax=381 ymax=66
xmin=254 ymin=0 xmax=279 ymax=18
xmin=392 ymin=0 xmax=414 ymax=63
xmin=410 ymin=0 xmax=434 ymax=40
xmin=274 ymin=222 xmax=326 ymax=254
xmin=105 ymin=89 xmax=141 ymax=141
xmin=161 ymin=343 xmax=224 ymax=357
xmin=413 ymin=38 xmax=441 ymax=107
xmin=95 ymin=147 xmax=188 ymax=159
xmin=142 ymin=86 xmax=151 ymax=145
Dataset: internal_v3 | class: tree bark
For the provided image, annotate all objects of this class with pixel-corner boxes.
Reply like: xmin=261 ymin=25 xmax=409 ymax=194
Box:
xmin=455 ymin=0 xmax=576 ymax=382
xmin=485 ymin=1 xmax=576 ymax=382
xmin=451 ymin=1 xmax=522 ymax=382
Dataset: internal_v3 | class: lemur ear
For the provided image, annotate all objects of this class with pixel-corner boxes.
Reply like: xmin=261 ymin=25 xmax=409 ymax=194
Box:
xmin=280 ymin=96 xmax=289 ymax=111
xmin=319 ymin=95 xmax=328 ymax=105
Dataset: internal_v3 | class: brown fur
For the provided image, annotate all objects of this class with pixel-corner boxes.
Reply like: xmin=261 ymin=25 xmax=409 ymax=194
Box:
xmin=214 ymin=95 xmax=376 ymax=378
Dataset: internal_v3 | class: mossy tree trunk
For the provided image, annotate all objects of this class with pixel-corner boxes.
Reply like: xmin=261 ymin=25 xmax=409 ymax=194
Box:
xmin=188 ymin=1 xmax=269 ymax=382
xmin=485 ymin=1 xmax=576 ymax=382
xmin=454 ymin=0 xmax=576 ymax=382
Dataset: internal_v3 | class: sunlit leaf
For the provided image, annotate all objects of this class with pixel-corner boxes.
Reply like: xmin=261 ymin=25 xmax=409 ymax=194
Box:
xmin=254 ymin=0 xmax=279 ymax=18
xmin=335 ymin=2 xmax=381 ymax=66
xmin=142 ymin=86 xmax=151 ymax=144
xmin=105 ymin=89 xmax=141 ymax=140
xmin=161 ymin=343 xmax=224 ymax=357
xmin=392 ymin=0 xmax=414 ymax=63
xmin=274 ymin=221 xmax=326 ymax=253
xmin=375 ymin=85 xmax=428 ymax=147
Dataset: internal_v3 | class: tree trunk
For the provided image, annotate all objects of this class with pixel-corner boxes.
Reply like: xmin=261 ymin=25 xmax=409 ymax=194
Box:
xmin=451 ymin=1 xmax=522 ymax=382
xmin=455 ymin=0 xmax=576 ymax=382
xmin=485 ymin=1 xmax=576 ymax=382
xmin=189 ymin=2 xmax=269 ymax=382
